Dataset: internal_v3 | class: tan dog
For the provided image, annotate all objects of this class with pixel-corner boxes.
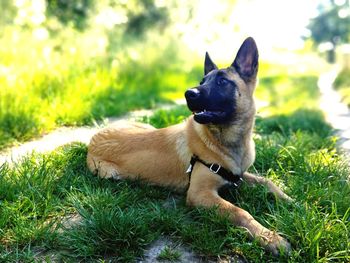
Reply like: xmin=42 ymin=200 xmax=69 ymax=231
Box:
xmin=87 ymin=37 xmax=292 ymax=256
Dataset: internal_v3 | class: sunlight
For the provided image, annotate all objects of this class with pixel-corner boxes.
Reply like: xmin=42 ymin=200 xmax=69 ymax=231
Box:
xmin=176 ymin=0 xmax=320 ymax=64
xmin=33 ymin=27 xmax=49 ymax=40
xmin=94 ymin=7 xmax=128 ymax=29
xmin=15 ymin=0 xmax=46 ymax=26
xmin=318 ymin=67 xmax=350 ymax=153
xmin=231 ymin=0 xmax=319 ymax=51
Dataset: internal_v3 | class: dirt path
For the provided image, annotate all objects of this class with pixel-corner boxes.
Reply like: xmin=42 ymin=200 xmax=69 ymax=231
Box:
xmin=0 ymin=98 xmax=190 ymax=166
xmin=318 ymin=67 xmax=350 ymax=155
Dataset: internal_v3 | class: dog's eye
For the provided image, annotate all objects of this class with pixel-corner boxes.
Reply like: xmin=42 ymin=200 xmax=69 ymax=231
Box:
xmin=217 ymin=78 xmax=228 ymax=86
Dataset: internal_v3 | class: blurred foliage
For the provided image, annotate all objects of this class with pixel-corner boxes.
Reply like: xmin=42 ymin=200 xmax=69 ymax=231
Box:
xmin=46 ymin=0 xmax=95 ymax=30
xmin=0 ymin=29 xmax=201 ymax=149
xmin=307 ymin=0 xmax=350 ymax=62
xmin=45 ymin=0 xmax=169 ymax=32
xmin=334 ymin=67 xmax=350 ymax=106
xmin=256 ymin=75 xmax=320 ymax=116
xmin=0 ymin=0 xmax=203 ymax=149
xmin=0 ymin=0 xmax=170 ymax=33
xmin=125 ymin=0 xmax=169 ymax=36
xmin=334 ymin=67 xmax=350 ymax=89
xmin=0 ymin=1 xmax=16 ymax=25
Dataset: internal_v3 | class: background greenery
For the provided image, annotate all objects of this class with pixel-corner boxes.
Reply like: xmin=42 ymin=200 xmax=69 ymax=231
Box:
xmin=334 ymin=67 xmax=350 ymax=106
xmin=0 ymin=0 xmax=202 ymax=149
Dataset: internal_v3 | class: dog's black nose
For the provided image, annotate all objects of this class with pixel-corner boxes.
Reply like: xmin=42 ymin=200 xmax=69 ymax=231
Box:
xmin=185 ymin=89 xmax=200 ymax=100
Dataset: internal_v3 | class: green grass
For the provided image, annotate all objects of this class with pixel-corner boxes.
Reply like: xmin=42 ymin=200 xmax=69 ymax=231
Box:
xmin=1 ymin=74 xmax=349 ymax=262
xmin=141 ymin=105 xmax=191 ymax=128
xmin=157 ymin=246 xmax=182 ymax=261
xmin=256 ymin=75 xmax=320 ymax=116
xmin=0 ymin=57 xmax=201 ymax=150
xmin=0 ymin=28 xmax=202 ymax=150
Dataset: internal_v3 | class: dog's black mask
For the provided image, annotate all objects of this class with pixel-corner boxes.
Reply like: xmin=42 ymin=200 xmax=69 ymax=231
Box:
xmin=185 ymin=69 xmax=237 ymax=124
xmin=185 ymin=37 xmax=258 ymax=125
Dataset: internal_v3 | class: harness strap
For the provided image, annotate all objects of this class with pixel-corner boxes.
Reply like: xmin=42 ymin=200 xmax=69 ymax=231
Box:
xmin=186 ymin=155 xmax=243 ymax=187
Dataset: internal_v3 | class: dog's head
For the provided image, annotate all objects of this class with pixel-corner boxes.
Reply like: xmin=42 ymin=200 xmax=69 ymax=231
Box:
xmin=185 ymin=37 xmax=258 ymax=125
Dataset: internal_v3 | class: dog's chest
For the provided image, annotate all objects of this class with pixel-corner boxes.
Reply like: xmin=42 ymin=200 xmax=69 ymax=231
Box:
xmin=228 ymin=140 xmax=254 ymax=173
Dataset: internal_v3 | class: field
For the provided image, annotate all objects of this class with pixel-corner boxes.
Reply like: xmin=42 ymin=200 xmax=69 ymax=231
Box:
xmin=1 ymin=43 xmax=349 ymax=262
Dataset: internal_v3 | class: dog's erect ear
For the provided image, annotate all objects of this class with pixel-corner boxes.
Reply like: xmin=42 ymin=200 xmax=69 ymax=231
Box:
xmin=204 ymin=52 xmax=218 ymax=75
xmin=231 ymin=37 xmax=259 ymax=80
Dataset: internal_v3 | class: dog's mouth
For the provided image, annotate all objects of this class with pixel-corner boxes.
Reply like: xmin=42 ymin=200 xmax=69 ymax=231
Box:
xmin=191 ymin=109 xmax=228 ymax=124
xmin=193 ymin=109 xmax=225 ymax=116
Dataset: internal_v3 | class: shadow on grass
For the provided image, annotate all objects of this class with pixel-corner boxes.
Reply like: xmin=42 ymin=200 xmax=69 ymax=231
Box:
xmin=256 ymin=109 xmax=332 ymax=138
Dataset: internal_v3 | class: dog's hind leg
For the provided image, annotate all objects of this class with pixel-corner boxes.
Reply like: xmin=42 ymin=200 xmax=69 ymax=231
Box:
xmin=87 ymin=153 xmax=122 ymax=180
xmin=243 ymin=172 xmax=293 ymax=202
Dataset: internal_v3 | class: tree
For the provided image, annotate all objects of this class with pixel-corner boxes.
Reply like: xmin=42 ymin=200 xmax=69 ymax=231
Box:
xmin=46 ymin=0 xmax=168 ymax=33
xmin=46 ymin=0 xmax=95 ymax=31
xmin=0 ymin=1 xmax=17 ymax=25
xmin=308 ymin=0 xmax=350 ymax=63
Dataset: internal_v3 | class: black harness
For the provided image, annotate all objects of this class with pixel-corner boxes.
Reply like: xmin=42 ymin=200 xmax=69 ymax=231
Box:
xmin=186 ymin=155 xmax=243 ymax=187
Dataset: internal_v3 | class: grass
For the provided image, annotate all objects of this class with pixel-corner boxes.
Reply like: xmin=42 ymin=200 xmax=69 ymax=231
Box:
xmin=141 ymin=105 xmax=191 ymax=128
xmin=0 ymin=55 xmax=201 ymax=150
xmin=256 ymin=75 xmax=320 ymax=116
xmin=157 ymin=246 xmax=182 ymax=261
xmin=1 ymin=72 xmax=349 ymax=262
xmin=0 ymin=27 xmax=202 ymax=150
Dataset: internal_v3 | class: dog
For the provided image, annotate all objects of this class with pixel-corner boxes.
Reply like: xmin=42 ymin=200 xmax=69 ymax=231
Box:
xmin=87 ymin=37 xmax=292 ymax=256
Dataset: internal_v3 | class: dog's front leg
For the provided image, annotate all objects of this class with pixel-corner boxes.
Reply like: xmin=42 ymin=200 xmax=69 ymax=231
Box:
xmin=186 ymin=166 xmax=291 ymax=256
xmin=243 ymin=172 xmax=293 ymax=202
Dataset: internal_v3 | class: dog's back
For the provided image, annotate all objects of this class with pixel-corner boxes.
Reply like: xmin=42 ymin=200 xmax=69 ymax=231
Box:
xmin=87 ymin=121 xmax=191 ymax=189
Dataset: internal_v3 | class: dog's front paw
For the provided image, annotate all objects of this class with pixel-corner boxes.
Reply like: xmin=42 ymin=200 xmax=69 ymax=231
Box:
xmin=261 ymin=231 xmax=291 ymax=256
xmin=281 ymin=193 xmax=294 ymax=203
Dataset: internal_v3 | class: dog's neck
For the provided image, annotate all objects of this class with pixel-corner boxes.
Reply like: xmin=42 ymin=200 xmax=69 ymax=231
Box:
xmin=190 ymin=110 xmax=255 ymax=173
xmin=207 ymin=108 xmax=255 ymax=149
